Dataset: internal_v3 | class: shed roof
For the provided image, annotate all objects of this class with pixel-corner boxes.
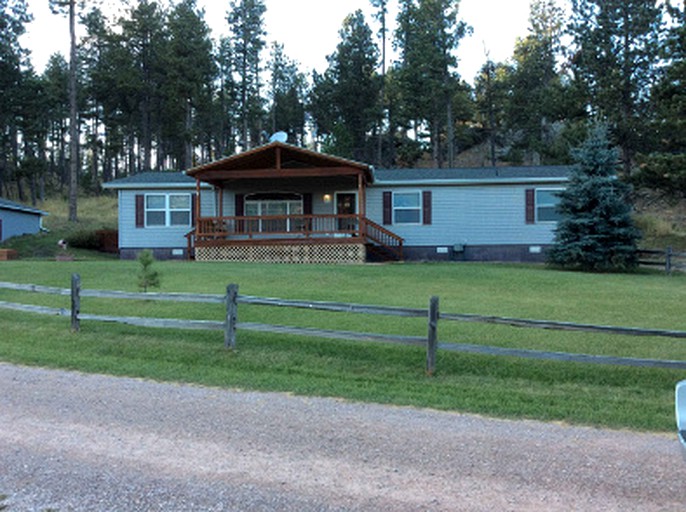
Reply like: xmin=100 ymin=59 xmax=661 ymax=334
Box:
xmin=373 ymin=165 xmax=574 ymax=186
xmin=0 ymin=197 xmax=48 ymax=216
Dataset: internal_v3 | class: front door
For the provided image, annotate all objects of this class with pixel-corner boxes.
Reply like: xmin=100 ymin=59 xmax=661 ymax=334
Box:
xmin=335 ymin=192 xmax=357 ymax=233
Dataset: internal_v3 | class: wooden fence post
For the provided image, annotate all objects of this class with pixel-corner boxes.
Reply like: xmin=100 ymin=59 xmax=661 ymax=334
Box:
xmin=426 ymin=295 xmax=439 ymax=376
xmin=71 ymin=273 xmax=80 ymax=332
xmin=666 ymin=246 xmax=673 ymax=275
xmin=225 ymin=284 xmax=239 ymax=349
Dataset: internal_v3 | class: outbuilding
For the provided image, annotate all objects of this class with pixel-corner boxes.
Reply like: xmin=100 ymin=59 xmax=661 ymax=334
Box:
xmin=0 ymin=198 xmax=48 ymax=243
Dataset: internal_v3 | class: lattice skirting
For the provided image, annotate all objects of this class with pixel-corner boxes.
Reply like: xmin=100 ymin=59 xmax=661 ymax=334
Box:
xmin=195 ymin=243 xmax=366 ymax=264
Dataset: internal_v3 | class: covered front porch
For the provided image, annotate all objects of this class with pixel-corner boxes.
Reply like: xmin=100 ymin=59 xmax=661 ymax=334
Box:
xmin=185 ymin=142 xmax=403 ymax=263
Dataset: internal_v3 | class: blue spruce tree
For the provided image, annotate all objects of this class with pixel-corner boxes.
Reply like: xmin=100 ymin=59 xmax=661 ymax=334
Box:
xmin=547 ymin=126 xmax=640 ymax=271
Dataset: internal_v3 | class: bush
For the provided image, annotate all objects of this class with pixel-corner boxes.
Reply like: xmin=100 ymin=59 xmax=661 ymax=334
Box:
xmin=65 ymin=230 xmax=101 ymax=250
xmin=64 ymin=229 xmax=118 ymax=253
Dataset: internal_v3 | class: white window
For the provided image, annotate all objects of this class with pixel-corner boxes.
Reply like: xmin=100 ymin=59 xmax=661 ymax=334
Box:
xmin=536 ymin=189 xmax=563 ymax=223
xmin=244 ymin=193 xmax=303 ymax=232
xmin=145 ymin=193 xmax=191 ymax=227
xmin=393 ymin=191 xmax=422 ymax=224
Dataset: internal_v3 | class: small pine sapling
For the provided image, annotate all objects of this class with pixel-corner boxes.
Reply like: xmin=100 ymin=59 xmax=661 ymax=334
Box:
xmin=137 ymin=249 xmax=161 ymax=292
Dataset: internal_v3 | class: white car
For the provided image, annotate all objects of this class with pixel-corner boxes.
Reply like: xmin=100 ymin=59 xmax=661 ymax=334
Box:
xmin=676 ymin=380 xmax=686 ymax=461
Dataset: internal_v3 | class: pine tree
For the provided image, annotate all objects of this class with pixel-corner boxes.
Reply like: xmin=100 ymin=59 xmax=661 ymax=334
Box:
xmin=309 ymin=10 xmax=381 ymax=160
xmin=137 ymin=249 xmax=160 ymax=292
xmin=634 ymin=2 xmax=686 ymax=199
xmin=547 ymin=125 xmax=640 ymax=272
xmin=228 ymin=0 xmax=266 ymax=150
xmin=569 ymin=0 xmax=663 ymax=176
xmin=49 ymin=0 xmax=80 ymax=221
xmin=267 ymin=43 xmax=306 ymax=145
xmin=394 ymin=0 xmax=468 ymax=167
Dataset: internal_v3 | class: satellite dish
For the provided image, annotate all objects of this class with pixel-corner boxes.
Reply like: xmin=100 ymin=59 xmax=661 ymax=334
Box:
xmin=269 ymin=131 xmax=288 ymax=143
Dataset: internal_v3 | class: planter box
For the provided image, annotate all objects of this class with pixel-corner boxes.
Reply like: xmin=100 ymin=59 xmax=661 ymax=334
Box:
xmin=0 ymin=249 xmax=18 ymax=260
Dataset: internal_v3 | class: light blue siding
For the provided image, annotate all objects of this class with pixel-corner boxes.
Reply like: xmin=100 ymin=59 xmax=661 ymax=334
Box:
xmin=366 ymin=184 xmax=557 ymax=247
xmin=0 ymin=208 xmax=42 ymax=242
xmin=118 ymin=188 xmax=215 ymax=249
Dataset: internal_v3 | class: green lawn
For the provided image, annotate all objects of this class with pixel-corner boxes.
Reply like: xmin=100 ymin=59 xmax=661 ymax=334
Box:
xmin=0 ymin=259 xmax=684 ymax=432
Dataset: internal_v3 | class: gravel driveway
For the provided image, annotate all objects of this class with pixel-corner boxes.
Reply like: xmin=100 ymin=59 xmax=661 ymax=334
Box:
xmin=1 ymin=362 xmax=685 ymax=511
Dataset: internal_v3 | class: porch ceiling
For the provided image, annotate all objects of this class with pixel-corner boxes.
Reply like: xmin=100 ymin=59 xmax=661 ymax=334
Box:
xmin=186 ymin=141 xmax=373 ymax=188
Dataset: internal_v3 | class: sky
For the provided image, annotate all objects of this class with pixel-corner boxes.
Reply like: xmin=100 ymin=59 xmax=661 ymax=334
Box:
xmin=20 ymin=0 xmax=534 ymax=84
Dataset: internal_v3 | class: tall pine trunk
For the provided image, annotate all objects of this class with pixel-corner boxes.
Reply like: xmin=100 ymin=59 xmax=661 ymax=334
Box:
xmin=68 ymin=0 xmax=78 ymax=222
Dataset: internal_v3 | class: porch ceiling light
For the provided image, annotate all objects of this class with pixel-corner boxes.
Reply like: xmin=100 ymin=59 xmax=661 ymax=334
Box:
xmin=323 ymin=194 xmax=332 ymax=203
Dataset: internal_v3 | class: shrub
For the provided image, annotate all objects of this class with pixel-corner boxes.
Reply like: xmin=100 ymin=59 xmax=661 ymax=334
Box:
xmin=65 ymin=230 xmax=101 ymax=250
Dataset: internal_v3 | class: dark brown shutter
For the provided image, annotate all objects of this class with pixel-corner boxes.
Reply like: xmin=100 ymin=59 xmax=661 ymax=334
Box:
xmin=191 ymin=193 xmax=197 ymax=225
xmin=383 ymin=191 xmax=392 ymax=225
xmin=525 ymin=189 xmax=535 ymax=224
xmin=135 ymin=194 xmax=145 ymax=228
xmin=235 ymin=194 xmax=244 ymax=217
xmin=235 ymin=193 xmax=244 ymax=233
xmin=422 ymin=191 xmax=432 ymax=225
xmin=303 ymin=193 xmax=313 ymax=215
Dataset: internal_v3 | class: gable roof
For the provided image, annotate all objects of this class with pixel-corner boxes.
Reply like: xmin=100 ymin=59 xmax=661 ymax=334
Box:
xmin=101 ymin=171 xmax=208 ymax=190
xmin=102 ymin=160 xmax=574 ymax=190
xmin=373 ymin=165 xmax=574 ymax=186
xmin=0 ymin=197 xmax=48 ymax=216
xmin=186 ymin=141 xmax=374 ymax=186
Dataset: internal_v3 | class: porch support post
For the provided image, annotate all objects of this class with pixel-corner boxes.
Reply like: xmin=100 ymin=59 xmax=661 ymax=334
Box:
xmin=358 ymin=172 xmax=367 ymax=237
xmin=195 ymin=178 xmax=201 ymax=221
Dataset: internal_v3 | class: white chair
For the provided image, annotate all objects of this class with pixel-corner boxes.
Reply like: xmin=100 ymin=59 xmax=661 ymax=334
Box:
xmin=676 ymin=380 xmax=686 ymax=461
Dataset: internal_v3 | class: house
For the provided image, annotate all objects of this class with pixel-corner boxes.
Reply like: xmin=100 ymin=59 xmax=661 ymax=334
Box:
xmin=0 ymin=198 xmax=48 ymax=243
xmin=103 ymin=142 xmax=571 ymax=263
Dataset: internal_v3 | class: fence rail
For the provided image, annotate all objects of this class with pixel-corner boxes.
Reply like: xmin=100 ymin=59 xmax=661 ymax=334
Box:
xmin=1 ymin=277 xmax=686 ymax=372
xmin=639 ymin=247 xmax=686 ymax=274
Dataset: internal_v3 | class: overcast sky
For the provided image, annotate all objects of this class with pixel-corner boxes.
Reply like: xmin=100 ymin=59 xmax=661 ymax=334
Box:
xmin=21 ymin=0 xmax=534 ymax=84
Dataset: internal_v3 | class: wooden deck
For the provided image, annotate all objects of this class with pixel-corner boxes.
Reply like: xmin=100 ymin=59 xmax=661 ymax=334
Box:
xmin=186 ymin=214 xmax=403 ymax=263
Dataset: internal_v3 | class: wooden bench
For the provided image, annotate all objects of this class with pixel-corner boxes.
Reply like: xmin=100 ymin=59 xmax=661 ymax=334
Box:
xmin=0 ymin=249 xmax=18 ymax=260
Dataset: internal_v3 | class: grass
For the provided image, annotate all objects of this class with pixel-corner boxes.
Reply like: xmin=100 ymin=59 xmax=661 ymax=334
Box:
xmin=0 ymin=259 xmax=684 ymax=433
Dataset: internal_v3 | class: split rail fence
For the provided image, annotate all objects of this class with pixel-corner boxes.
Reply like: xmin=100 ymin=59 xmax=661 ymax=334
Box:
xmin=1 ymin=274 xmax=686 ymax=374
xmin=639 ymin=247 xmax=686 ymax=274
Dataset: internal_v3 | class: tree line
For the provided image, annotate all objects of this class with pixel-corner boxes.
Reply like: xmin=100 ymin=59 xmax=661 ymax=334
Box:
xmin=1 ymin=0 xmax=684 ymax=211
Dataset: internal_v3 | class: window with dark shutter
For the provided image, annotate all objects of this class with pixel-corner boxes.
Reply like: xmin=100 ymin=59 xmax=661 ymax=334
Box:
xmin=422 ymin=191 xmax=432 ymax=225
xmin=383 ymin=191 xmax=392 ymax=225
xmin=525 ymin=189 xmax=535 ymax=224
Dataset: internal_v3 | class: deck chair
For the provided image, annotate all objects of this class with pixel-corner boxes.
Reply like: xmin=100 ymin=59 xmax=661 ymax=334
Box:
xmin=676 ymin=380 xmax=686 ymax=461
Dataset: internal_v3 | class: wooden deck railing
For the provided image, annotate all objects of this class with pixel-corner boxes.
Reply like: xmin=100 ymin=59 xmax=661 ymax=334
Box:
xmin=197 ymin=214 xmax=360 ymax=239
xmin=192 ymin=214 xmax=404 ymax=261
xmin=360 ymin=217 xmax=404 ymax=261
